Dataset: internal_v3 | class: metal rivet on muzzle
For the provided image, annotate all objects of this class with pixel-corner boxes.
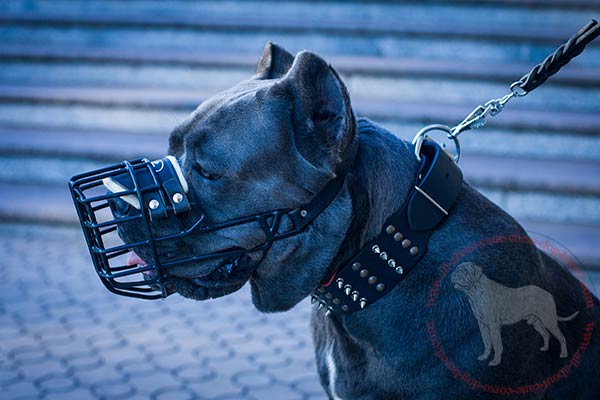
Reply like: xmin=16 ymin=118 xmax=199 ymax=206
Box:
xmin=148 ymin=199 xmax=160 ymax=210
xmin=172 ymin=193 xmax=183 ymax=203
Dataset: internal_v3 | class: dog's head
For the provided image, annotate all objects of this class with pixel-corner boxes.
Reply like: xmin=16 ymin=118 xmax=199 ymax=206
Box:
xmin=112 ymin=43 xmax=356 ymax=312
xmin=451 ymin=262 xmax=483 ymax=292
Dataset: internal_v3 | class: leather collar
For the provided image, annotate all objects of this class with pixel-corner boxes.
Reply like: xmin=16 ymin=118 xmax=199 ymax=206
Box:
xmin=313 ymin=140 xmax=463 ymax=314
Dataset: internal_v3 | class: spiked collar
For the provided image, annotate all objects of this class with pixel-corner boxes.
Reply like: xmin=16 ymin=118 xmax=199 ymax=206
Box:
xmin=312 ymin=140 xmax=463 ymax=315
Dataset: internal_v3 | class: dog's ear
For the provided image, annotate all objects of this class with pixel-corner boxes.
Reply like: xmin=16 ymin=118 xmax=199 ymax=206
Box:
xmin=464 ymin=262 xmax=483 ymax=286
xmin=283 ymin=50 xmax=356 ymax=174
xmin=471 ymin=264 xmax=483 ymax=282
xmin=254 ymin=42 xmax=294 ymax=80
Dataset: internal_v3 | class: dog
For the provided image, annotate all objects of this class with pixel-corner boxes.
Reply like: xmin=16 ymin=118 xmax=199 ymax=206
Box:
xmin=113 ymin=43 xmax=600 ymax=399
xmin=451 ymin=262 xmax=579 ymax=366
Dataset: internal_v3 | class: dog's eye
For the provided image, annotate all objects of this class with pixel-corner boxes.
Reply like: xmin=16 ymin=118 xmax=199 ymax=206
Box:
xmin=192 ymin=163 xmax=220 ymax=180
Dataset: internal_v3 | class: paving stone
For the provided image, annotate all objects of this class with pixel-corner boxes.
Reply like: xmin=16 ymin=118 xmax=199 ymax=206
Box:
xmin=45 ymin=387 xmax=97 ymax=400
xmin=2 ymin=381 xmax=40 ymax=399
xmin=185 ymin=372 xmax=244 ymax=400
xmin=0 ymin=367 xmax=22 ymax=386
xmin=232 ymin=370 xmax=273 ymax=389
xmin=0 ymin=324 xmax=24 ymax=341
xmin=264 ymin=333 xmax=306 ymax=352
xmin=98 ymin=346 xmax=147 ymax=365
xmin=9 ymin=346 xmax=50 ymax=365
xmin=0 ymin=221 xmax=325 ymax=399
xmin=86 ymin=333 xmax=127 ymax=352
xmin=35 ymin=372 xmax=78 ymax=394
xmin=116 ymin=357 xmax=157 ymax=377
xmin=1 ymin=336 xmax=41 ymax=351
xmin=63 ymin=350 xmax=103 ymax=371
xmin=200 ymin=357 xmax=257 ymax=380
xmin=246 ymin=382 xmax=305 ymax=400
xmin=18 ymin=359 xmax=68 ymax=382
xmin=267 ymin=362 xmax=315 ymax=384
xmin=293 ymin=375 xmax=328 ymax=397
xmin=195 ymin=346 xmax=234 ymax=364
xmin=75 ymin=364 xmax=125 ymax=386
xmin=151 ymin=386 xmax=196 ymax=400
xmin=128 ymin=370 xmax=184 ymax=397
xmin=172 ymin=363 xmax=216 ymax=384
xmin=91 ymin=378 xmax=136 ymax=399
xmin=250 ymin=351 xmax=292 ymax=370
xmin=35 ymin=330 xmax=76 ymax=347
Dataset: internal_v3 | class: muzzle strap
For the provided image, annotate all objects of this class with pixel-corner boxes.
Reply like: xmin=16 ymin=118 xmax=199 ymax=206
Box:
xmin=103 ymin=155 xmax=190 ymax=220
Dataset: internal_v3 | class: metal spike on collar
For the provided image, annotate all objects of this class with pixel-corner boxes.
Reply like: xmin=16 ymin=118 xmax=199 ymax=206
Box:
xmin=325 ymin=307 xmax=333 ymax=317
xmin=318 ymin=301 xmax=326 ymax=310
xmin=336 ymin=278 xmax=344 ymax=289
xmin=351 ymin=291 xmax=359 ymax=302
xmin=359 ymin=298 xmax=367 ymax=309
xmin=344 ymin=284 xmax=352 ymax=296
xmin=311 ymin=295 xmax=318 ymax=304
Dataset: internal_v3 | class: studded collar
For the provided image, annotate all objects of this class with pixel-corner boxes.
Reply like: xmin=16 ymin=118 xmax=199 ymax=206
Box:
xmin=312 ymin=140 xmax=463 ymax=314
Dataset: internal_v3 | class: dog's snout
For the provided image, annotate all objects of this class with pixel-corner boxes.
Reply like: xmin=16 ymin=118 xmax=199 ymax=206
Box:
xmin=108 ymin=196 xmax=134 ymax=218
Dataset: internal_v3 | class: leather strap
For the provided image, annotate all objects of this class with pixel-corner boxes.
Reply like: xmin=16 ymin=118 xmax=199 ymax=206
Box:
xmin=313 ymin=140 xmax=463 ymax=314
xmin=289 ymin=133 xmax=359 ymax=230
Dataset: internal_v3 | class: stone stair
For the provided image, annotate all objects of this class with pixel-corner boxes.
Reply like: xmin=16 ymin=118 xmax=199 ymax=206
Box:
xmin=0 ymin=0 xmax=599 ymax=269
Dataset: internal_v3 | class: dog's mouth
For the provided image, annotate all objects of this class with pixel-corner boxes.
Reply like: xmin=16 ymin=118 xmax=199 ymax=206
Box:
xmin=127 ymin=251 xmax=256 ymax=300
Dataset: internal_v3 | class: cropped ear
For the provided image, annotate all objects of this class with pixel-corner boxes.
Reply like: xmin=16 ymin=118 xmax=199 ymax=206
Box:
xmin=254 ymin=42 xmax=295 ymax=80
xmin=283 ymin=51 xmax=356 ymax=173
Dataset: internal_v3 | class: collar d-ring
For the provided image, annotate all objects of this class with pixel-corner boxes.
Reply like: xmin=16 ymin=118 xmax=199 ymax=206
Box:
xmin=412 ymin=124 xmax=461 ymax=163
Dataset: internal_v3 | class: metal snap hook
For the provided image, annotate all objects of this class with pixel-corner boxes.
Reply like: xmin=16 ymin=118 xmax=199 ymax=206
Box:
xmin=412 ymin=124 xmax=461 ymax=163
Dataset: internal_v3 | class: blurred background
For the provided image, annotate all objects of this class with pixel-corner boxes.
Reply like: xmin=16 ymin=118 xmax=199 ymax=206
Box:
xmin=0 ymin=1 xmax=598 ymax=399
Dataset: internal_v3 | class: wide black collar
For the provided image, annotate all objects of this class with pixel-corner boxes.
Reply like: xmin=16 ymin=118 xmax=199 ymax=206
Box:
xmin=313 ymin=140 xmax=463 ymax=314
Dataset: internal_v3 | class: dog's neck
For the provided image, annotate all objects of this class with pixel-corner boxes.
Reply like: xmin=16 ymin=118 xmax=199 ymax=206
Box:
xmin=353 ymin=125 xmax=420 ymax=243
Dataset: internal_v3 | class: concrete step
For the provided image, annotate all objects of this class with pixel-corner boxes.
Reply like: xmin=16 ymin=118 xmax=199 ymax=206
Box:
xmin=1 ymin=181 xmax=598 ymax=270
xmin=1 ymin=22 xmax=598 ymax=69
xmin=0 ymin=2 xmax=596 ymax=43
xmin=2 ymin=45 xmax=599 ymax=88
xmin=7 ymin=44 xmax=600 ymax=92
xmin=1 ymin=60 xmax=598 ymax=114
xmin=2 ymin=107 xmax=599 ymax=164
xmin=1 ymin=127 xmax=599 ymax=197
xmin=0 ymin=85 xmax=598 ymax=135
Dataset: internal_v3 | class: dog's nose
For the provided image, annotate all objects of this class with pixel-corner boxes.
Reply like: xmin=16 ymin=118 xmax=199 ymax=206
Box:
xmin=108 ymin=196 xmax=134 ymax=218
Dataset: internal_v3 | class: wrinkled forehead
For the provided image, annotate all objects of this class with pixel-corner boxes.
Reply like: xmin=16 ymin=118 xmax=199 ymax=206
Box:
xmin=179 ymin=80 xmax=291 ymax=160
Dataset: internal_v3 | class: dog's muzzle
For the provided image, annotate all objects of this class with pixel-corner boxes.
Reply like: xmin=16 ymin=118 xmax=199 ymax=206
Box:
xmin=69 ymin=155 xmax=350 ymax=299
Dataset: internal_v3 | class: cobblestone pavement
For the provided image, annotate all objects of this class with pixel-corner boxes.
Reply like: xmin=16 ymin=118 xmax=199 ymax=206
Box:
xmin=2 ymin=224 xmax=599 ymax=400
xmin=0 ymin=224 xmax=326 ymax=400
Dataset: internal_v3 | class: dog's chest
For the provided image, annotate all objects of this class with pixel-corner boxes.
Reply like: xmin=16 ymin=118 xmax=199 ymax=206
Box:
xmin=324 ymin=344 xmax=344 ymax=400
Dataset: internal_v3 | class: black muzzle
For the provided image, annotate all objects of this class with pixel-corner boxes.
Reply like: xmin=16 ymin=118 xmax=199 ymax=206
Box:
xmin=69 ymin=155 xmax=349 ymax=299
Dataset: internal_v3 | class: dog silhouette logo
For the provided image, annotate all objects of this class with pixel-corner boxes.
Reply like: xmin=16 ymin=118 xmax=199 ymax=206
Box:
xmin=451 ymin=262 xmax=579 ymax=366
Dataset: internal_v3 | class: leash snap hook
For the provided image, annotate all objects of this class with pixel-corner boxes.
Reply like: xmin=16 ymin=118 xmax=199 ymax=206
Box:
xmin=412 ymin=124 xmax=461 ymax=163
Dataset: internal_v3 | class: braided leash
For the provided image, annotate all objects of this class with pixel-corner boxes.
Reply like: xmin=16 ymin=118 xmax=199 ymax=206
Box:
xmin=413 ymin=19 xmax=600 ymax=163
xmin=515 ymin=19 xmax=600 ymax=94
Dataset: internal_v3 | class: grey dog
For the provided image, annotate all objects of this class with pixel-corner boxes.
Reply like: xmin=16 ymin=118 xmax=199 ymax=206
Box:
xmin=452 ymin=262 xmax=579 ymax=367
xmin=119 ymin=43 xmax=600 ymax=399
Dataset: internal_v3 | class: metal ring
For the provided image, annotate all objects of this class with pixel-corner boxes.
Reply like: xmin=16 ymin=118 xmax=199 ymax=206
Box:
xmin=412 ymin=124 xmax=461 ymax=163
xmin=509 ymin=81 xmax=528 ymax=97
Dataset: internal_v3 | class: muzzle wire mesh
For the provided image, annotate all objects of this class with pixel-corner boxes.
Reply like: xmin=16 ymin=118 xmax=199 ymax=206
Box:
xmin=70 ymin=158 xmax=171 ymax=299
